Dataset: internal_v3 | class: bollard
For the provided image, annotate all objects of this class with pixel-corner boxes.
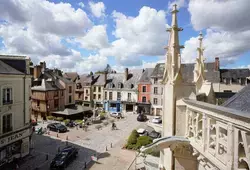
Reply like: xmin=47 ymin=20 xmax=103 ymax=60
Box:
xmin=46 ymin=154 xmax=48 ymax=161
xmin=66 ymin=136 xmax=68 ymax=141
xmin=111 ymin=143 xmax=112 ymax=148
xmin=48 ymin=131 xmax=50 ymax=135
xmin=106 ymin=146 xmax=107 ymax=151
xmin=85 ymin=162 xmax=87 ymax=168
xmin=57 ymin=133 xmax=59 ymax=138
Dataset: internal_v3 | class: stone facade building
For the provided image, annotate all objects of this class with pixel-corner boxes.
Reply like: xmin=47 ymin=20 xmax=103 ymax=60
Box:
xmin=0 ymin=55 xmax=32 ymax=167
xmin=150 ymin=64 xmax=165 ymax=116
xmin=137 ymin=68 xmax=154 ymax=114
xmin=104 ymin=68 xmax=143 ymax=113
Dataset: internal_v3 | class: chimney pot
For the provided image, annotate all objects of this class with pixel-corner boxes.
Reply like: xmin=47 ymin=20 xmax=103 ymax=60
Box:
xmin=215 ymin=57 xmax=220 ymax=71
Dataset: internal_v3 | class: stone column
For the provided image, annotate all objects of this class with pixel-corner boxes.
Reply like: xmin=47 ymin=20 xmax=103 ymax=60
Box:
xmin=227 ymin=123 xmax=234 ymax=169
xmin=202 ymin=113 xmax=207 ymax=152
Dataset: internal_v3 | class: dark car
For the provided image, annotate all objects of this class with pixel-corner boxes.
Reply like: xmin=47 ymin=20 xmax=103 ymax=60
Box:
xmin=66 ymin=120 xmax=75 ymax=128
xmin=50 ymin=146 xmax=78 ymax=169
xmin=137 ymin=114 xmax=147 ymax=122
xmin=47 ymin=123 xmax=67 ymax=133
xmin=148 ymin=131 xmax=161 ymax=139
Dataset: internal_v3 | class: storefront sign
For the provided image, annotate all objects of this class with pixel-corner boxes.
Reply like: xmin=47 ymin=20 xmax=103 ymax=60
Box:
xmin=0 ymin=129 xmax=30 ymax=148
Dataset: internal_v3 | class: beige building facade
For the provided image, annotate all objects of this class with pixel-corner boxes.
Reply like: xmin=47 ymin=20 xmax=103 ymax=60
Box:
xmin=0 ymin=55 xmax=32 ymax=167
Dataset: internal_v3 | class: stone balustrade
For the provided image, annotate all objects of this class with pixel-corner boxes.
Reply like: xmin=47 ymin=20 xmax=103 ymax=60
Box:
xmin=183 ymin=98 xmax=250 ymax=170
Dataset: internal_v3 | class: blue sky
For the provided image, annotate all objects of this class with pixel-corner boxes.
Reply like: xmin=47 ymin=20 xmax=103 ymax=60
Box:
xmin=0 ymin=0 xmax=249 ymax=73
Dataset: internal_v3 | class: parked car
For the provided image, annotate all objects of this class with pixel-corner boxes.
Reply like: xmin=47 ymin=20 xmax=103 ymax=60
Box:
xmin=50 ymin=146 xmax=78 ymax=169
xmin=47 ymin=123 xmax=67 ymax=133
xmin=148 ymin=130 xmax=161 ymax=139
xmin=65 ymin=120 xmax=75 ymax=128
xmin=151 ymin=116 xmax=162 ymax=124
xmin=137 ymin=128 xmax=148 ymax=136
xmin=137 ymin=114 xmax=147 ymax=122
xmin=110 ymin=112 xmax=122 ymax=118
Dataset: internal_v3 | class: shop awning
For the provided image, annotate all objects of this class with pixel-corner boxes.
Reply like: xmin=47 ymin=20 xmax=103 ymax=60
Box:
xmin=52 ymin=105 xmax=91 ymax=116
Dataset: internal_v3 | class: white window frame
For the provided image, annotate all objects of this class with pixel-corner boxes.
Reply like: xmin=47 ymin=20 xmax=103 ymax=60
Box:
xmin=142 ymin=96 xmax=147 ymax=103
xmin=1 ymin=85 xmax=14 ymax=106
xmin=142 ymin=86 xmax=147 ymax=92
xmin=153 ymin=98 xmax=158 ymax=105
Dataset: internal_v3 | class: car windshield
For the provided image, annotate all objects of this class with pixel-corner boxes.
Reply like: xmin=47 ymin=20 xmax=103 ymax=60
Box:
xmin=55 ymin=124 xmax=65 ymax=129
xmin=55 ymin=152 xmax=68 ymax=162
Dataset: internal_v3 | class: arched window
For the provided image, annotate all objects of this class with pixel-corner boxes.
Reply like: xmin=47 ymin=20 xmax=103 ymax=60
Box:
xmin=142 ymin=96 xmax=147 ymax=103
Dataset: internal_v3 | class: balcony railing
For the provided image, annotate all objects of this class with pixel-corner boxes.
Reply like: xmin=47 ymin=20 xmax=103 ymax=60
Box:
xmin=183 ymin=98 xmax=250 ymax=170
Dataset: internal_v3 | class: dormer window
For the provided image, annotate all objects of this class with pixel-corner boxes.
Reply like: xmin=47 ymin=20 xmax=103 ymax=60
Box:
xmin=131 ymin=84 xmax=134 ymax=89
xmin=118 ymin=83 xmax=123 ymax=89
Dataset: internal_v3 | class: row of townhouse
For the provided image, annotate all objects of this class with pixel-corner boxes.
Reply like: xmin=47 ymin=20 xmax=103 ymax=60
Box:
xmin=0 ymin=55 xmax=32 ymax=167
xmin=63 ymin=57 xmax=250 ymax=116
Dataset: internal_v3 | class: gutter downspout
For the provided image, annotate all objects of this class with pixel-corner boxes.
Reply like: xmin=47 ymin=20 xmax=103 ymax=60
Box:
xmin=23 ymin=75 xmax=26 ymax=126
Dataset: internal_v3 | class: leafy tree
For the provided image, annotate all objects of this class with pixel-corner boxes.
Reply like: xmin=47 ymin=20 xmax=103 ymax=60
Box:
xmin=90 ymin=71 xmax=93 ymax=75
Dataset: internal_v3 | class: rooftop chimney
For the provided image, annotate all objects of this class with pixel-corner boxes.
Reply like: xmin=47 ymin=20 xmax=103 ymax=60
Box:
xmin=34 ymin=65 xmax=42 ymax=79
xmin=40 ymin=61 xmax=46 ymax=72
xmin=215 ymin=57 xmax=220 ymax=71
xmin=125 ymin=68 xmax=128 ymax=81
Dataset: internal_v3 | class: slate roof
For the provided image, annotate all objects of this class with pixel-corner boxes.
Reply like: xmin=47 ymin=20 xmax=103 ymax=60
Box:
xmin=151 ymin=62 xmax=220 ymax=83
xmin=93 ymin=74 xmax=106 ymax=86
xmin=220 ymin=69 xmax=250 ymax=81
xmin=31 ymin=79 xmax=58 ymax=91
xmin=0 ymin=57 xmax=27 ymax=74
xmin=64 ymin=72 xmax=78 ymax=81
xmin=79 ymin=74 xmax=98 ymax=86
xmin=44 ymin=69 xmax=73 ymax=84
xmin=0 ymin=60 xmax=24 ymax=75
xmin=151 ymin=63 xmax=165 ymax=78
xmin=105 ymin=69 xmax=143 ymax=90
xmin=138 ymin=68 xmax=154 ymax=84
xmin=222 ymin=84 xmax=250 ymax=112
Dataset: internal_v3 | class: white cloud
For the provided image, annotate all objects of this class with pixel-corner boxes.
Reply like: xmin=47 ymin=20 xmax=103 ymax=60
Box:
xmin=168 ymin=0 xmax=186 ymax=11
xmin=0 ymin=0 xmax=92 ymax=36
xmin=182 ymin=0 xmax=250 ymax=66
xmin=78 ymin=2 xmax=85 ymax=8
xmin=75 ymin=25 xmax=109 ymax=50
xmin=100 ymin=6 xmax=168 ymax=66
xmin=75 ymin=54 xmax=108 ymax=73
xmin=88 ymin=1 xmax=106 ymax=18
xmin=188 ymin=0 xmax=250 ymax=32
xmin=0 ymin=24 xmax=71 ymax=56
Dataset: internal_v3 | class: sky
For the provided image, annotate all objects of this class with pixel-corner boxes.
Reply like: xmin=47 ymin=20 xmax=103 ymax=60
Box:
xmin=0 ymin=0 xmax=250 ymax=73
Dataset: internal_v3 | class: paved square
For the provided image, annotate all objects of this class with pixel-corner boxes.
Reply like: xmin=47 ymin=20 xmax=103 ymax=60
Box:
xmin=16 ymin=113 xmax=148 ymax=170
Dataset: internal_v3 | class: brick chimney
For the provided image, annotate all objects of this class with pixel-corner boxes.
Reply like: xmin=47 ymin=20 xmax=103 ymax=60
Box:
xmin=34 ymin=65 xmax=41 ymax=79
xmin=214 ymin=57 xmax=220 ymax=71
xmin=125 ymin=68 xmax=128 ymax=81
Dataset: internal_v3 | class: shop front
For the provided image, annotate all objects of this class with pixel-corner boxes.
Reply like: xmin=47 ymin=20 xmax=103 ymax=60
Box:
xmin=0 ymin=127 xmax=31 ymax=167
xmin=137 ymin=102 xmax=151 ymax=115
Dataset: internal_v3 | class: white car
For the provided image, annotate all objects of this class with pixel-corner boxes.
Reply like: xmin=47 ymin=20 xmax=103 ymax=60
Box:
xmin=137 ymin=128 xmax=148 ymax=136
xmin=110 ymin=112 xmax=122 ymax=118
xmin=152 ymin=116 xmax=162 ymax=124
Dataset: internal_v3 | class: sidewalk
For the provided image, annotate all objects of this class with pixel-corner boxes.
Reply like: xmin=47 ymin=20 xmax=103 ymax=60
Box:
xmin=89 ymin=139 xmax=137 ymax=170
